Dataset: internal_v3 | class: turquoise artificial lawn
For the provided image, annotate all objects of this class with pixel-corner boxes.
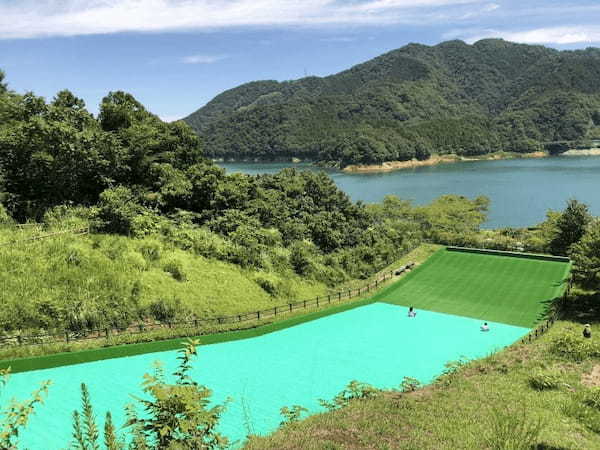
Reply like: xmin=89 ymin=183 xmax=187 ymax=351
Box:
xmin=3 ymin=303 xmax=529 ymax=448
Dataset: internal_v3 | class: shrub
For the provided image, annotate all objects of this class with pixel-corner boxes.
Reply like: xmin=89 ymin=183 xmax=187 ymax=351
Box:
xmin=130 ymin=210 xmax=168 ymax=238
xmin=549 ymin=328 xmax=600 ymax=361
xmin=43 ymin=205 xmax=94 ymax=231
xmin=139 ymin=239 xmax=162 ymax=262
xmin=319 ymin=381 xmax=379 ymax=411
xmin=528 ymin=370 xmax=564 ymax=391
xmin=148 ymin=297 xmax=182 ymax=322
xmin=400 ymin=376 xmax=422 ymax=393
xmin=253 ymin=273 xmax=282 ymax=296
xmin=163 ymin=258 xmax=187 ymax=282
xmin=97 ymin=186 xmax=143 ymax=235
xmin=484 ymin=406 xmax=545 ymax=450
xmin=279 ymin=405 xmax=308 ymax=426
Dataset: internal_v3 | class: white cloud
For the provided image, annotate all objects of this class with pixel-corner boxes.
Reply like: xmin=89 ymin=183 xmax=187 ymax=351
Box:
xmin=0 ymin=0 xmax=486 ymax=40
xmin=160 ymin=115 xmax=184 ymax=122
xmin=461 ymin=26 xmax=600 ymax=45
xmin=182 ymin=54 xmax=228 ymax=64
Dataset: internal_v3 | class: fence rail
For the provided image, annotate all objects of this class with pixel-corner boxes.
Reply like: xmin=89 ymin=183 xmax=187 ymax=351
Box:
xmin=0 ymin=227 xmax=90 ymax=247
xmin=0 ymin=262 xmax=416 ymax=348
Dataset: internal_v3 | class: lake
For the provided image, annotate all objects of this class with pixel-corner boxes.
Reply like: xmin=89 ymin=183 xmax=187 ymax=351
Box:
xmin=220 ymin=155 xmax=600 ymax=228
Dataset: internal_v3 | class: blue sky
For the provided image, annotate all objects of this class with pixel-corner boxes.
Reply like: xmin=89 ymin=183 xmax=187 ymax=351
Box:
xmin=1 ymin=0 xmax=599 ymax=121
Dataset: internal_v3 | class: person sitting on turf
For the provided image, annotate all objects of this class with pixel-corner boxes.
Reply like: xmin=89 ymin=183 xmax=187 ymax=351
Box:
xmin=481 ymin=322 xmax=490 ymax=332
xmin=584 ymin=324 xmax=592 ymax=339
xmin=408 ymin=306 xmax=416 ymax=318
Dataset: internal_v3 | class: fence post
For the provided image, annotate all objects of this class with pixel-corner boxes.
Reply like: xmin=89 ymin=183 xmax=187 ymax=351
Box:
xmin=105 ymin=328 xmax=109 ymax=339
xmin=17 ymin=335 xmax=22 ymax=346
xmin=328 ymin=295 xmax=331 ymax=304
xmin=194 ymin=319 xmax=198 ymax=328
xmin=338 ymin=292 xmax=341 ymax=301
xmin=274 ymin=306 xmax=277 ymax=316
xmin=316 ymin=297 xmax=319 ymax=307
xmin=376 ymin=279 xmax=378 ymax=288
xmin=303 ymin=300 xmax=307 ymax=308
xmin=257 ymin=311 xmax=261 ymax=320
xmin=65 ymin=331 xmax=70 ymax=343
xmin=289 ymin=304 xmax=292 ymax=312
xmin=348 ymin=290 xmax=351 ymax=298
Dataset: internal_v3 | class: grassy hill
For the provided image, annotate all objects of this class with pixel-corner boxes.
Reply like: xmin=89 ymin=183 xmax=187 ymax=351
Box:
xmin=183 ymin=39 xmax=600 ymax=167
xmin=0 ymin=224 xmax=328 ymax=335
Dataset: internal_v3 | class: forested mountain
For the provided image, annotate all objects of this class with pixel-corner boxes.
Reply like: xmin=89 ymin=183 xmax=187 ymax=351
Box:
xmin=183 ymin=39 xmax=600 ymax=167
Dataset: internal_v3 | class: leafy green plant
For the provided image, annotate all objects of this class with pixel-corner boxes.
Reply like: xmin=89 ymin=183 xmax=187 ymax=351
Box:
xmin=528 ymin=369 xmax=565 ymax=391
xmin=72 ymin=383 xmax=104 ymax=450
xmin=549 ymin=328 xmax=600 ymax=361
xmin=0 ymin=368 xmax=51 ymax=449
xmin=435 ymin=358 xmax=468 ymax=387
xmin=319 ymin=381 xmax=379 ymax=411
xmin=400 ymin=376 xmax=422 ymax=393
xmin=124 ymin=339 xmax=229 ymax=449
xmin=69 ymin=339 xmax=228 ymax=449
xmin=279 ymin=405 xmax=308 ymax=426
xmin=163 ymin=258 xmax=187 ymax=282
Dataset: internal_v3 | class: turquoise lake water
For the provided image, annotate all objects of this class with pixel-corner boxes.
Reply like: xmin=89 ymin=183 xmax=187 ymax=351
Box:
xmin=220 ymin=155 xmax=600 ymax=228
xmin=3 ymin=303 xmax=529 ymax=448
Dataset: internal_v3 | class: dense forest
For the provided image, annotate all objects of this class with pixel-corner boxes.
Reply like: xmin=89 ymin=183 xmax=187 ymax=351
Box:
xmin=184 ymin=39 xmax=600 ymax=167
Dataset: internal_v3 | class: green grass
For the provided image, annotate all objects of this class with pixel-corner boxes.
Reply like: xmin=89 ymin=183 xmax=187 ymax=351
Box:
xmin=372 ymin=248 xmax=571 ymax=328
xmin=0 ymin=227 xmax=329 ymax=331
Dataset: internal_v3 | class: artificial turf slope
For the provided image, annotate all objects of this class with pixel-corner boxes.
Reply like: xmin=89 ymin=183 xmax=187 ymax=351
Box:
xmin=374 ymin=249 xmax=570 ymax=328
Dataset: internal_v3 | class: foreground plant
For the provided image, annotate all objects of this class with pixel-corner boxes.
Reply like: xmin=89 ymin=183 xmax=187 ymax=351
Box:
xmin=0 ymin=368 xmax=51 ymax=449
xmin=70 ymin=339 xmax=228 ymax=449
xmin=319 ymin=380 xmax=379 ymax=411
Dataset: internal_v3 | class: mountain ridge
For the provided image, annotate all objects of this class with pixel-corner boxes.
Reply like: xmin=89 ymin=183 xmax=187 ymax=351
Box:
xmin=183 ymin=39 xmax=600 ymax=167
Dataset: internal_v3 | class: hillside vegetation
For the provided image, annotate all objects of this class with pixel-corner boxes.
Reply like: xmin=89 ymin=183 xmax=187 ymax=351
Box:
xmin=0 ymin=70 xmax=498 ymax=341
xmin=184 ymin=39 xmax=600 ymax=167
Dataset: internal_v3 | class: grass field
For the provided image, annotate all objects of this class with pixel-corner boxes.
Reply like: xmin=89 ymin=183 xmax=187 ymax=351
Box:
xmin=373 ymin=248 xmax=571 ymax=328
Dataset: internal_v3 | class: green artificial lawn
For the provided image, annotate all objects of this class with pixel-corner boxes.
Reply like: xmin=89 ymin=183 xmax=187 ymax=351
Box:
xmin=373 ymin=248 xmax=571 ymax=328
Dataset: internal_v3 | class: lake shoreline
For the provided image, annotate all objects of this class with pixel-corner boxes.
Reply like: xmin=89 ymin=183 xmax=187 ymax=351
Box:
xmin=342 ymin=151 xmax=547 ymax=173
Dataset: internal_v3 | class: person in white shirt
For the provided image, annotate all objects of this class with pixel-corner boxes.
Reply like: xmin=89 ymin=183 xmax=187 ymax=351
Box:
xmin=481 ymin=322 xmax=490 ymax=332
xmin=408 ymin=306 xmax=416 ymax=317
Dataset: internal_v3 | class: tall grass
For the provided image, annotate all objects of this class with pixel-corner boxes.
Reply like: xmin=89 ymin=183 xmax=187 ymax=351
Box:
xmin=0 ymin=225 xmax=328 ymax=334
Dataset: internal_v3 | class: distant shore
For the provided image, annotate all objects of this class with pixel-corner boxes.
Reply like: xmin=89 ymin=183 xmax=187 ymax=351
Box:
xmin=216 ymin=148 xmax=600 ymax=174
xmin=342 ymin=151 xmax=547 ymax=173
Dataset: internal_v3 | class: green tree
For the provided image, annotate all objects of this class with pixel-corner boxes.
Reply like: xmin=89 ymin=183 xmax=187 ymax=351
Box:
xmin=570 ymin=219 xmax=600 ymax=288
xmin=550 ymin=199 xmax=592 ymax=255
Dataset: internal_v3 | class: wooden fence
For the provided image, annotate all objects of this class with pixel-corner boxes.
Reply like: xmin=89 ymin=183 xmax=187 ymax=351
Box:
xmin=0 ymin=262 xmax=416 ymax=348
xmin=0 ymin=227 xmax=90 ymax=247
